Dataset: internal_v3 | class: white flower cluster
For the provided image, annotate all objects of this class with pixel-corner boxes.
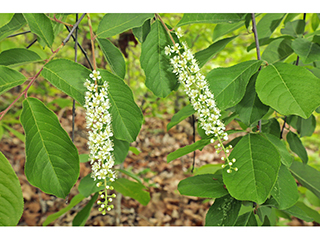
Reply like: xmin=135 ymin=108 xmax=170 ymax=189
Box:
xmin=165 ymin=28 xmax=238 ymax=173
xmin=84 ymin=70 xmax=117 ymax=214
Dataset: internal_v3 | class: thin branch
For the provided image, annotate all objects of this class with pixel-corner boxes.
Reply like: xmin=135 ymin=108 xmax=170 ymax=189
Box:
xmin=191 ymin=114 xmax=196 ymax=173
xmin=251 ymin=13 xmax=262 ymax=132
xmin=86 ymin=13 xmax=97 ymax=71
xmin=7 ymin=30 xmax=31 ymax=38
xmin=155 ymin=13 xmax=175 ymax=45
xmin=65 ymin=25 xmax=94 ymax=70
xmin=26 ymin=38 xmax=37 ymax=49
xmin=48 ymin=15 xmax=73 ymax=28
xmin=63 ymin=13 xmax=86 ymax=46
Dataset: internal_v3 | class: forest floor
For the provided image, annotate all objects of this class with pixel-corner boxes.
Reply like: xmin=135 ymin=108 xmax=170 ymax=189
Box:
xmin=0 ymin=91 xmax=317 ymax=226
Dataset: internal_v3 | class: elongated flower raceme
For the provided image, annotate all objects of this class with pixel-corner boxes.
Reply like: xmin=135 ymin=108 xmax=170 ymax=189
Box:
xmin=84 ymin=70 xmax=116 ymax=214
xmin=165 ymin=29 xmax=238 ymax=173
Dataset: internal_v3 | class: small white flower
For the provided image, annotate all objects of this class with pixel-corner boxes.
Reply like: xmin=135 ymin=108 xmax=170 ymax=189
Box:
xmin=176 ymin=27 xmax=183 ymax=38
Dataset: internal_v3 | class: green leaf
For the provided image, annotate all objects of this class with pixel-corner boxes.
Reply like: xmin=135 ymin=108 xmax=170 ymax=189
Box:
xmin=112 ymin=178 xmax=150 ymax=206
xmin=212 ymin=22 xmax=244 ymax=41
xmin=23 ymin=13 xmax=54 ymax=48
xmin=0 ymin=14 xmax=14 ymax=28
xmin=20 ymin=97 xmax=79 ymax=199
xmin=79 ymin=154 xmax=89 ymax=163
xmin=290 ymin=161 xmax=320 ymax=199
xmin=257 ymin=13 xmax=285 ymax=40
xmin=97 ymin=38 xmax=126 ymax=79
xmin=235 ymin=73 xmax=269 ymax=126
xmin=0 ymin=151 xmax=23 ymax=226
xmin=264 ymin=133 xmax=293 ymax=167
xmin=206 ymin=60 xmax=262 ymax=110
xmin=311 ymin=13 xmax=320 ymax=31
xmin=261 ymin=118 xmax=281 ymax=138
xmin=42 ymin=194 xmax=85 ymax=226
xmin=223 ymin=133 xmax=281 ymax=204
xmin=177 ymin=13 xmax=245 ymax=27
xmin=129 ymin=146 xmax=140 ymax=155
xmin=117 ymin=169 xmax=142 ymax=184
xmin=287 ymin=115 xmax=316 ymax=137
xmin=0 ymin=13 xmax=26 ymax=41
xmin=167 ymin=138 xmax=211 ymax=163
xmin=41 ymin=59 xmax=91 ymax=106
xmin=286 ymin=131 xmax=308 ymax=164
xmin=261 ymin=38 xmax=293 ymax=64
xmin=0 ymin=48 xmax=42 ymax=67
xmin=256 ymin=62 xmax=320 ymax=119
xmin=178 ymin=174 xmax=228 ymax=199
xmin=0 ymin=65 xmax=26 ymax=95
xmin=271 ymin=164 xmax=299 ymax=209
xmin=195 ymin=36 xmax=237 ymax=68
xmin=283 ymin=202 xmax=313 ymax=222
xmin=78 ymin=173 xmax=104 ymax=198
xmin=205 ymin=194 xmax=241 ymax=226
xmin=113 ymin=137 xmax=130 ymax=165
xmin=100 ymin=69 xmax=143 ymax=143
xmin=132 ymin=18 xmax=151 ymax=43
xmin=97 ymin=13 xmax=154 ymax=38
xmin=280 ymin=20 xmax=305 ymax=38
xmin=140 ymin=20 xmax=179 ymax=98
xmin=294 ymin=201 xmax=320 ymax=223
xmin=167 ymin=104 xmax=195 ymax=131
xmin=72 ymin=192 xmax=98 ymax=226
xmin=291 ymin=38 xmax=320 ymax=64
xmin=235 ymin=211 xmax=258 ymax=226
xmin=194 ymin=163 xmax=222 ymax=176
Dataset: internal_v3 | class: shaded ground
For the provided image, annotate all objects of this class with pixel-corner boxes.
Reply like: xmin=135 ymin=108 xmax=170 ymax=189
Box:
xmin=0 ymin=93 xmax=317 ymax=226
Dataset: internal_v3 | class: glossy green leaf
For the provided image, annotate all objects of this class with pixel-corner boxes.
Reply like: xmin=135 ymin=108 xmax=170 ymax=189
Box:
xmin=257 ymin=13 xmax=285 ymax=40
xmin=112 ymin=178 xmax=150 ymax=206
xmin=291 ymin=38 xmax=320 ymax=64
xmin=43 ymin=194 xmax=85 ymax=226
xmin=212 ymin=22 xmax=244 ymax=41
xmin=194 ymin=164 xmax=222 ymax=176
xmin=79 ymin=154 xmax=89 ymax=163
xmin=97 ymin=38 xmax=126 ymax=79
xmin=178 ymin=174 xmax=228 ymax=199
xmin=0 ymin=65 xmax=26 ymax=95
xmin=223 ymin=133 xmax=281 ymax=204
xmin=261 ymin=38 xmax=293 ymax=64
xmin=286 ymin=131 xmax=308 ymax=164
xmin=0 ymin=14 xmax=14 ymax=28
xmin=113 ymin=137 xmax=130 ymax=165
xmin=295 ymin=201 xmax=320 ymax=223
xmin=290 ymin=161 xmax=320 ymax=199
xmin=195 ymin=36 xmax=237 ymax=68
xmin=235 ymin=73 xmax=269 ymax=126
xmin=100 ymin=70 xmax=143 ymax=143
xmin=132 ymin=18 xmax=151 ymax=43
xmin=0 ymin=13 xmax=26 ymax=41
xmin=281 ymin=20 xmax=305 ymax=38
xmin=167 ymin=104 xmax=195 ymax=131
xmin=287 ymin=115 xmax=316 ymax=137
xmin=283 ymin=203 xmax=313 ymax=222
xmin=261 ymin=118 xmax=281 ymax=138
xmin=140 ymin=20 xmax=179 ymax=98
xmin=72 ymin=192 xmax=98 ymax=226
xmin=271 ymin=164 xmax=299 ymax=209
xmin=20 ymin=97 xmax=79 ymax=199
xmin=167 ymin=138 xmax=211 ymax=163
xmin=205 ymin=194 xmax=241 ymax=226
xmin=97 ymin=13 xmax=154 ymax=38
xmin=264 ymin=133 xmax=293 ymax=167
xmin=0 ymin=48 xmax=42 ymax=67
xmin=235 ymin=211 xmax=258 ymax=226
xmin=0 ymin=151 xmax=23 ymax=226
xmin=256 ymin=62 xmax=320 ymax=119
xmin=23 ymin=13 xmax=54 ymax=48
xmin=78 ymin=173 xmax=104 ymax=198
xmin=206 ymin=60 xmax=262 ymax=110
xmin=41 ymin=59 xmax=91 ymax=106
xmin=177 ymin=13 xmax=245 ymax=27
xmin=311 ymin=13 xmax=320 ymax=31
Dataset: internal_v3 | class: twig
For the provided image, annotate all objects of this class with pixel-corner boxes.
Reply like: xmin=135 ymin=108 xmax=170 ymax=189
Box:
xmin=0 ymin=13 xmax=86 ymax=121
xmin=155 ymin=13 xmax=175 ymax=45
xmin=65 ymin=25 xmax=94 ymax=70
xmin=251 ymin=13 xmax=262 ymax=132
xmin=26 ymin=38 xmax=37 ymax=49
xmin=86 ymin=13 xmax=97 ymax=71
xmin=7 ymin=30 xmax=31 ymax=38
xmin=48 ymin=14 xmax=73 ymax=28
xmin=191 ymin=114 xmax=196 ymax=173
